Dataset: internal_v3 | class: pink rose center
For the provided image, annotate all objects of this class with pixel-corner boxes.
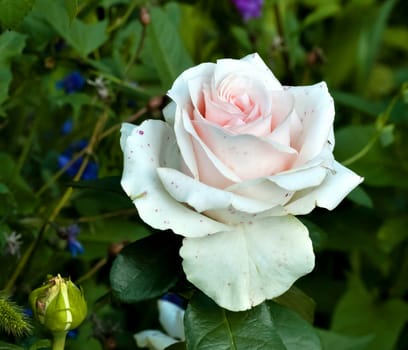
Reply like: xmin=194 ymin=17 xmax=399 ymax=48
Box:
xmin=197 ymin=76 xmax=265 ymax=131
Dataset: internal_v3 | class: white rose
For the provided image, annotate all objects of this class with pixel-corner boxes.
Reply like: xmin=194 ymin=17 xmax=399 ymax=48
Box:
xmin=120 ymin=53 xmax=363 ymax=311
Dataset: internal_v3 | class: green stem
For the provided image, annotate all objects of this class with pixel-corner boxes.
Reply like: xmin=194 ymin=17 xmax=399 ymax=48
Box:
xmin=273 ymin=2 xmax=292 ymax=82
xmin=107 ymin=0 xmax=139 ymax=33
xmin=341 ymin=91 xmax=401 ymax=167
xmin=4 ymin=109 xmax=109 ymax=293
xmin=52 ymin=331 xmax=67 ymax=350
xmin=75 ymin=258 xmax=108 ymax=285
xmin=341 ymin=133 xmax=379 ymax=166
xmin=125 ymin=22 xmax=147 ymax=74
xmin=12 ymin=117 xmax=38 ymax=181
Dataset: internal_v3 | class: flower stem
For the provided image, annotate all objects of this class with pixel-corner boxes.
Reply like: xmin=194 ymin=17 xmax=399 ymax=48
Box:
xmin=4 ymin=109 xmax=109 ymax=293
xmin=52 ymin=331 xmax=68 ymax=350
xmin=341 ymin=89 xmax=401 ymax=167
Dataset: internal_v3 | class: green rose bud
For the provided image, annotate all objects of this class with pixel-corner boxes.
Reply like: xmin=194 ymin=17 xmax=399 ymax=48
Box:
xmin=29 ymin=274 xmax=87 ymax=333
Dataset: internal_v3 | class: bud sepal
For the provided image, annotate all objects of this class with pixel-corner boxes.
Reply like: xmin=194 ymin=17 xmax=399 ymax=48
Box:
xmin=29 ymin=274 xmax=87 ymax=334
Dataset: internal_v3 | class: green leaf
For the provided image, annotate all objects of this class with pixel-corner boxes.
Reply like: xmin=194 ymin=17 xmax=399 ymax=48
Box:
xmin=0 ymin=0 xmax=35 ymax=28
xmin=331 ymin=275 xmax=408 ymax=350
xmin=357 ymin=0 xmax=397 ymax=81
xmin=0 ymin=153 xmax=37 ymax=213
xmin=383 ymin=27 xmax=408 ymax=52
xmin=110 ymin=233 xmax=182 ymax=303
xmin=318 ymin=329 xmax=373 ymax=350
xmin=145 ymin=5 xmax=193 ymax=90
xmin=0 ymin=31 xmax=26 ymax=108
xmin=335 ymin=125 xmax=408 ymax=188
xmin=67 ymin=176 xmax=124 ymax=195
xmin=28 ymin=339 xmax=52 ymax=350
xmin=331 ymin=90 xmax=384 ymax=117
xmin=377 ymin=217 xmax=408 ymax=253
xmin=346 ymin=187 xmax=373 ymax=208
xmin=301 ymin=4 xmax=340 ymax=29
xmin=273 ymin=286 xmax=316 ymax=324
xmin=185 ymin=292 xmax=322 ymax=350
xmin=64 ymin=0 xmax=78 ymax=22
xmin=0 ymin=183 xmax=9 ymax=194
xmin=0 ymin=340 xmax=24 ymax=349
xmin=55 ymin=93 xmax=97 ymax=119
xmin=35 ymin=0 xmax=108 ymax=57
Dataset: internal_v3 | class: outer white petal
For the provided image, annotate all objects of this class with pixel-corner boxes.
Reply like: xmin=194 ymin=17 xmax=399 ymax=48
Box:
xmin=120 ymin=121 xmax=229 ymax=238
xmin=234 ymin=52 xmax=283 ymax=91
xmin=134 ymin=330 xmax=178 ymax=350
xmin=180 ymin=216 xmax=315 ymax=311
xmin=167 ymin=62 xmax=215 ymax=107
xmin=266 ymin=144 xmax=335 ymax=191
xmin=157 ymin=167 xmax=276 ymax=213
xmin=162 ymin=100 xmax=176 ymax=126
xmin=157 ymin=299 xmax=185 ymax=340
xmin=287 ymin=82 xmax=335 ymax=165
xmin=284 ymin=161 xmax=364 ymax=215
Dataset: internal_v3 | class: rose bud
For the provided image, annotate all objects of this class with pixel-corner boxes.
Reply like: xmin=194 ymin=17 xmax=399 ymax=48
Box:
xmin=29 ymin=274 xmax=87 ymax=333
xmin=140 ymin=7 xmax=150 ymax=26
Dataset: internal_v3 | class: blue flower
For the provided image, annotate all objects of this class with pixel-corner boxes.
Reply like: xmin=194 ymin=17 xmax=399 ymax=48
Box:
xmin=58 ymin=224 xmax=84 ymax=257
xmin=56 ymin=71 xmax=86 ymax=94
xmin=58 ymin=139 xmax=98 ymax=180
xmin=160 ymin=293 xmax=186 ymax=310
xmin=231 ymin=0 xmax=263 ymax=21
xmin=61 ymin=119 xmax=74 ymax=135
xmin=67 ymin=328 xmax=79 ymax=339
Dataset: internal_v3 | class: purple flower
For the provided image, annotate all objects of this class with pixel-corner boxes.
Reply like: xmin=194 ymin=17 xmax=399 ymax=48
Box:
xmin=58 ymin=224 xmax=84 ymax=257
xmin=58 ymin=139 xmax=98 ymax=180
xmin=56 ymin=71 xmax=86 ymax=94
xmin=231 ymin=0 xmax=263 ymax=21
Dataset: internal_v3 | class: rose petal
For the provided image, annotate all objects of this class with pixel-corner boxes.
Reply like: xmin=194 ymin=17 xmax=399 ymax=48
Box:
xmin=287 ymin=82 xmax=335 ymax=165
xmin=134 ymin=330 xmax=178 ymax=350
xmin=162 ymin=99 xmax=176 ymax=126
xmin=158 ymin=299 xmax=185 ymax=340
xmin=163 ymin=102 xmax=201 ymax=179
xmin=157 ymin=167 xmax=276 ymax=213
xmin=265 ymin=144 xmax=335 ymax=191
xmin=167 ymin=62 xmax=215 ymax=107
xmin=181 ymin=108 xmax=243 ymax=186
xmin=226 ymin=177 xmax=294 ymax=205
xmin=192 ymin=120 xmax=297 ymax=180
xmin=180 ymin=215 xmax=314 ymax=311
xmin=120 ymin=121 xmax=228 ymax=237
xmin=284 ymin=161 xmax=364 ymax=215
xmin=215 ymin=53 xmax=283 ymax=92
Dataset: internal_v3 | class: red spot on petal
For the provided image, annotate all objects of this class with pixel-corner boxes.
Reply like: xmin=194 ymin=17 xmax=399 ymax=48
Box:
xmin=138 ymin=130 xmax=144 ymax=135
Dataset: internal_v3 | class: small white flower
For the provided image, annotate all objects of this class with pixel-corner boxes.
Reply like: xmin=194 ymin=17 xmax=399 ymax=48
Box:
xmin=4 ymin=231 xmax=23 ymax=258
xmin=87 ymin=76 xmax=109 ymax=99
xmin=134 ymin=296 xmax=185 ymax=350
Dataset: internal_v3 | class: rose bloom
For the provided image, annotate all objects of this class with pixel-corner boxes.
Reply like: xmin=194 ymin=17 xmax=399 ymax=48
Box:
xmin=120 ymin=53 xmax=363 ymax=311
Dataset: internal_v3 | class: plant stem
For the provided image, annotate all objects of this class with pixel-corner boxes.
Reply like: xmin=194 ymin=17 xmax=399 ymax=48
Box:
xmin=341 ymin=91 xmax=400 ymax=167
xmin=273 ymin=2 xmax=292 ymax=83
xmin=4 ymin=109 xmax=109 ymax=293
xmin=75 ymin=258 xmax=108 ymax=285
xmin=107 ymin=0 xmax=139 ymax=33
xmin=52 ymin=331 xmax=67 ymax=350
